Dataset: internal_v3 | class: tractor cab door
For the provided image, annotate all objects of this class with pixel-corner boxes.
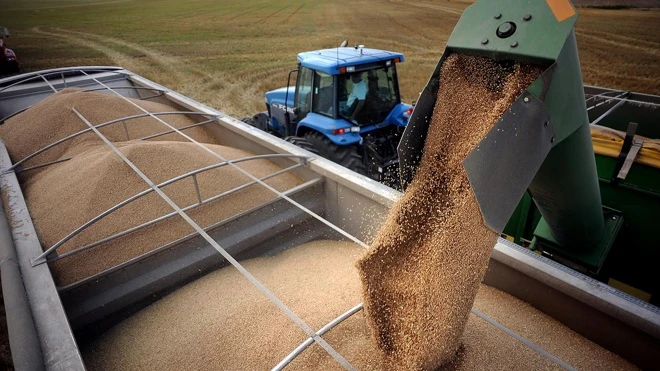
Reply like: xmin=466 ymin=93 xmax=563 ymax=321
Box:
xmin=291 ymin=66 xmax=313 ymax=136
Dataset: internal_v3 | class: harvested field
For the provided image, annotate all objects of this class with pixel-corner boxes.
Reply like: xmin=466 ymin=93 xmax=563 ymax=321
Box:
xmin=84 ymin=240 xmax=635 ymax=370
xmin=357 ymin=54 xmax=541 ymax=369
xmin=3 ymin=0 xmax=658 ymax=118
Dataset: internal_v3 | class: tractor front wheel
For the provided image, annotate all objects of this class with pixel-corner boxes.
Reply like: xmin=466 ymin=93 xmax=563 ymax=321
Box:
xmin=304 ymin=131 xmax=367 ymax=176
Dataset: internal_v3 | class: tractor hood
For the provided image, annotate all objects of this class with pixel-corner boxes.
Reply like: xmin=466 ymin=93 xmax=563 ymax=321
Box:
xmin=265 ymin=86 xmax=295 ymax=111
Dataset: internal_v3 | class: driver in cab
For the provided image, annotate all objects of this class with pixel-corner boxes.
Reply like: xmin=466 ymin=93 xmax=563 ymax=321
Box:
xmin=340 ymin=72 xmax=366 ymax=123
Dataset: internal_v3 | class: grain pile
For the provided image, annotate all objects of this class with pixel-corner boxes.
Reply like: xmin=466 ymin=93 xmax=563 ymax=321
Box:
xmin=0 ymin=88 xmax=219 ymax=172
xmin=356 ymin=54 xmax=543 ymax=369
xmin=0 ymin=88 xmax=302 ymax=285
xmin=84 ymin=240 xmax=636 ymax=371
xmin=23 ymin=141 xmax=301 ymax=285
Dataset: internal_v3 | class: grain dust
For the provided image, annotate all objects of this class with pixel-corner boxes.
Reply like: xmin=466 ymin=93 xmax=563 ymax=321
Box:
xmin=356 ymin=54 xmax=543 ymax=369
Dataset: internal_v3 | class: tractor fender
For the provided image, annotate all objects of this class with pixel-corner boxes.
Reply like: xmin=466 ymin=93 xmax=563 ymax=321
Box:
xmin=297 ymin=114 xmax=361 ymax=146
xmin=384 ymin=102 xmax=413 ymax=127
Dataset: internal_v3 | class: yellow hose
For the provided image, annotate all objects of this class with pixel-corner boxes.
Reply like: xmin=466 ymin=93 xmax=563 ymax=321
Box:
xmin=591 ymin=125 xmax=660 ymax=169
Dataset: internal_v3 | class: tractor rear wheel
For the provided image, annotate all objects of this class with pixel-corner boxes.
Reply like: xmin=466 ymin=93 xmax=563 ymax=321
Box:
xmin=303 ymin=131 xmax=367 ymax=176
xmin=284 ymin=136 xmax=319 ymax=155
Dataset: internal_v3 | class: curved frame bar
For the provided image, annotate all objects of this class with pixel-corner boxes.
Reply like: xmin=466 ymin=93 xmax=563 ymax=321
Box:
xmin=1 ymin=75 xmax=132 ymax=124
xmin=275 ymin=304 xmax=577 ymax=370
xmin=51 ymin=162 xmax=305 ymax=263
xmin=15 ymin=157 xmax=72 ymax=174
xmin=56 ymin=175 xmax=320 ymax=293
xmin=13 ymin=118 xmax=219 ymax=174
xmin=0 ymin=68 xmax=128 ymax=94
xmin=6 ymin=111 xmax=216 ymax=172
xmin=31 ymin=153 xmax=310 ymax=265
xmin=138 ymin=117 xmax=218 ymax=141
xmin=274 ymin=304 xmax=364 ymax=371
xmin=81 ymin=86 xmax=167 ymax=99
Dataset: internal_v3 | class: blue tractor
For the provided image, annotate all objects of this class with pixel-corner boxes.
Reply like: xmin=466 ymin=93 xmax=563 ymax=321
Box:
xmin=244 ymin=45 xmax=413 ymax=187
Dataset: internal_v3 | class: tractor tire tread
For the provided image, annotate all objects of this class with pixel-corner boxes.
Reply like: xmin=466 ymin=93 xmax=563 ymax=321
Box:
xmin=284 ymin=136 xmax=319 ymax=155
xmin=304 ymin=131 xmax=367 ymax=175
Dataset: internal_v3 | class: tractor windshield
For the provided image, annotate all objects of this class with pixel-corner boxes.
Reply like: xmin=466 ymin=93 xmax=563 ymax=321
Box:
xmin=338 ymin=65 xmax=399 ymax=126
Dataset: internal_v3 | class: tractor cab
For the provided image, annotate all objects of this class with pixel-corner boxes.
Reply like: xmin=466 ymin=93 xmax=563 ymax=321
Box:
xmin=295 ymin=54 xmax=404 ymax=127
xmin=255 ymin=46 xmax=413 ymax=187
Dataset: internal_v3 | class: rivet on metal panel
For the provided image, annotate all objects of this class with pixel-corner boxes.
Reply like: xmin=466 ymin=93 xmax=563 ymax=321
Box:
xmin=511 ymin=41 xmax=519 ymax=48
xmin=481 ymin=38 xmax=489 ymax=45
xmin=494 ymin=13 xmax=502 ymax=19
xmin=551 ymin=136 xmax=555 ymax=143
xmin=524 ymin=97 xmax=530 ymax=103
xmin=523 ymin=14 xmax=532 ymax=21
xmin=544 ymin=121 xmax=549 ymax=127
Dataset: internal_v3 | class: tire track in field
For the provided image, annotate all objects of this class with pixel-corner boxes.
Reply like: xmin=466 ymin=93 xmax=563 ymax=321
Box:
xmin=29 ymin=28 xmax=218 ymax=104
xmin=45 ymin=28 xmax=181 ymax=75
xmin=32 ymin=27 xmax=282 ymax=116
xmin=6 ymin=0 xmax=132 ymax=11
xmin=284 ymin=3 xmax=305 ymax=23
xmin=578 ymin=28 xmax=660 ymax=49
xmin=260 ymin=5 xmax=290 ymax=22
xmin=390 ymin=0 xmax=463 ymax=15
xmin=46 ymin=27 xmax=228 ymax=89
xmin=228 ymin=4 xmax=272 ymax=20
xmin=30 ymin=26 xmax=156 ymax=72
xmin=383 ymin=12 xmax=433 ymax=41
xmin=576 ymin=31 xmax=659 ymax=56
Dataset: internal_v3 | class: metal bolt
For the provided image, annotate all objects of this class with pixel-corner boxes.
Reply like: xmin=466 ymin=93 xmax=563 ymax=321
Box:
xmin=523 ymin=14 xmax=532 ymax=21
xmin=544 ymin=121 xmax=549 ymax=127
xmin=511 ymin=41 xmax=519 ymax=47
xmin=494 ymin=13 xmax=502 ymax=19
xmin=551 ymin=136 xmax=555 ymax=143
xmin=612 ymin=216 xmax=617 ymax=220
xmin=523 ymin=97 xmax=529 ymax=103
xmin=481 ymin=38 xmax=489 ymax=45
